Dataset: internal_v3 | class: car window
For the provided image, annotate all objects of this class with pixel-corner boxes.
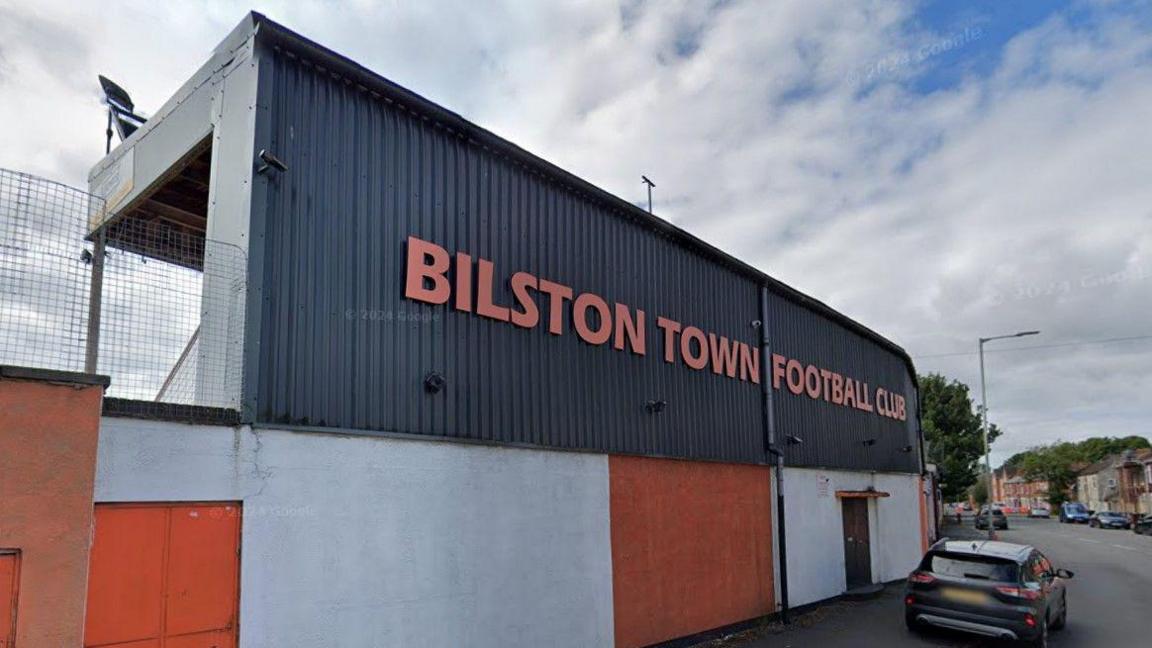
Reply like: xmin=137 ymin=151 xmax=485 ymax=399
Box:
xmin=926 ymin=553 xmax=1018 ymax=582
xmin=1027 ymin=554 xmax=1053 ymax=582
xmin=1022 ymin=557 xmax=1040 ymax=584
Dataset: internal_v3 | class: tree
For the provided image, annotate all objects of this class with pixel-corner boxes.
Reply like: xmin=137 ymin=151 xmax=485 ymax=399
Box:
xmin=969 ymin=473 xmax=989 ymax=506
xmin=920 ymin=373 xmax=1002 ymax=501
xmin=1017 ymin=443 xmax=1080 ymax=506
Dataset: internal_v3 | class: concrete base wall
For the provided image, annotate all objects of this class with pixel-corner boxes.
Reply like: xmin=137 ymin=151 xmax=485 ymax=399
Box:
xmin=782 ymin=468 xmax=923 ymax=607
xmin=95 ymin=418 xmax=615 ymax=648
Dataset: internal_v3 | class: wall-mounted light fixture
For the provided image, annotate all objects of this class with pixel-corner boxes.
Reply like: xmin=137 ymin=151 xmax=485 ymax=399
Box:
xmin=901 ymin=445 xmax=914 ymax=453
xmin=256 ymin=149 xmax=289 ymax=174
xmin=424 ymin=371 xmax=446 ymax=394
xmin=862 ymin=438 xmax=877 ymax=447
xmin=645 ymin=399 xmax=667 ymax=414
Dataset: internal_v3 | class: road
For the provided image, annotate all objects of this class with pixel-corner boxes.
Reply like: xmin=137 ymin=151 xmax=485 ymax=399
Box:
xmin=696 ymin=515 xmax=1151 ymax=647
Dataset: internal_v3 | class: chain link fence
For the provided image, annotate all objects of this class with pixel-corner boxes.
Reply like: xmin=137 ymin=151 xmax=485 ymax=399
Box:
xmin=0 ymin=168 xmax=246 ymax=412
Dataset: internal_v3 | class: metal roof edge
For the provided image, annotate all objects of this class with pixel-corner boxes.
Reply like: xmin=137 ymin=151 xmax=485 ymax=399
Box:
xmin=246 ymin=12 xmax=917 ymax=379
xmin=88 ymin=13 xmax=261 ymax=183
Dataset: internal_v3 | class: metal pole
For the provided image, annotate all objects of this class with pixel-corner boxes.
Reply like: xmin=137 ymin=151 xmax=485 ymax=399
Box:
xmin=978 ymin=337 xmax=994 ymax=539
xmin=641 ymin=176 xmax=655 ymax=214
xmin=106 ymin=109 xmax=113 ymax=155
xmin=760 ymin=286 xmax=789 ymax=624
xmin=84 ymin=229 xmax=106 ymax=374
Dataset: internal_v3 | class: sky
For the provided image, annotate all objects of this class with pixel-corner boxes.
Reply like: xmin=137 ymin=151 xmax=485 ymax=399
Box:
xmin=0 ymin=0 xmax=1149 ymax=465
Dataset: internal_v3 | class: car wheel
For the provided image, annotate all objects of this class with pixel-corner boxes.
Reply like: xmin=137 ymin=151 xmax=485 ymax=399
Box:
xmin=905 ymin=611 xmax=919 ymax=632
xmin=1051 ymin=595 xmax=1067 ymax=631
xmin=1026 ymin=614 xmax=1049 ymax=647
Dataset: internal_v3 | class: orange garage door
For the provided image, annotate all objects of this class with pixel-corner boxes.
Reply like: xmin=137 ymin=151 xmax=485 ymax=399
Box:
xmin=85 ymin=503 xmax=241 ymax=648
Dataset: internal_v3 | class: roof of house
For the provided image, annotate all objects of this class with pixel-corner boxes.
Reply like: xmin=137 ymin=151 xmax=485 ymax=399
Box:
xmin=1078 ymin=457 xmax=1118 ymax=477
xmin=995 ymin=466 xmax=1021 ymax=480
xmin=1127 ymin=448 xmax=1152 ymax=462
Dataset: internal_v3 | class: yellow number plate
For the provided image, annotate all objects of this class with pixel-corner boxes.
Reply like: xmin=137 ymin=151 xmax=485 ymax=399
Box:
xmin=941 ymin=588 xmax=988 ymax=605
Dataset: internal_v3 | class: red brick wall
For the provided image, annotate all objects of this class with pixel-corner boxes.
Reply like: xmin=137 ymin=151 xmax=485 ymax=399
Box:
xmin=609 ymin=455 xmax=774 ymax=647
xmin=0 ymin=373 xmax=104 ymax=646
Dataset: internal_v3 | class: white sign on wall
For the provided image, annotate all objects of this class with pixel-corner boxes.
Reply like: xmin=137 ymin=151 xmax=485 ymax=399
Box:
xmin=90 ymin=148 xmax=134 ymax=231
xmin=817 ymin=474 xmax=831 ymax=498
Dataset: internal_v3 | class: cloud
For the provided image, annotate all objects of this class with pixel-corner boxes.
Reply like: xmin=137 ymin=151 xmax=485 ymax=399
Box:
xmin=0 ymin=0 xmax=1147 ymax=463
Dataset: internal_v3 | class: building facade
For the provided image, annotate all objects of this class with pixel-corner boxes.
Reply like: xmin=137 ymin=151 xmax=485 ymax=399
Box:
xmin=1 ymin=13 xmax=928 ymax=648
xmin=991 ymin=467 xmax=1050 ymax=511
xmin=1076 ymin=450 xmax=1152 ymax=515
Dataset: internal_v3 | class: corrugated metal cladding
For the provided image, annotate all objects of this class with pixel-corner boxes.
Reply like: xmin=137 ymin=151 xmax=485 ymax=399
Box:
xmin=766 ymin=294 xmax=920 ymax=473
xmin=253 ymin=47 xmax=766 ymax=463
xmin=248 ymin=26 xmax=920 ymax=470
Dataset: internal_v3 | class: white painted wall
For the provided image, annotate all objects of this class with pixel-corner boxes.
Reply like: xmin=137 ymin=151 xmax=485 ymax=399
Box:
xmin=781 ymin=468 xmax=922 ymax=607
xmin=95 ymin=418 xmax=615 ymax=648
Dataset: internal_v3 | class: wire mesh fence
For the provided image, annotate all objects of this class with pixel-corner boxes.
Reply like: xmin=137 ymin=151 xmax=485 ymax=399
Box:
xmin=0 ymin=168 xmax=246 ymax=413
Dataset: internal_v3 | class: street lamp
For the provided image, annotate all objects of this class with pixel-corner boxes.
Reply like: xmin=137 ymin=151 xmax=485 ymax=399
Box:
xmin=978 ymin=330 xmax=1039 ymax=538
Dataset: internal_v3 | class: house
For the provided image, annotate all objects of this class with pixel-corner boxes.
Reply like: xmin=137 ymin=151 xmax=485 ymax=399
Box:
xmin=991 ymin=466 xmax=1049 ymax=511
xmin=1075 ymin=449 xmax=1152 ymax=514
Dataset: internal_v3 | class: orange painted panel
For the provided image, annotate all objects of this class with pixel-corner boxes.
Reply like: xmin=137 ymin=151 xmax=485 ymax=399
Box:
xmin=165 ymin=505 xmax=241 ymax=636
xmin=165 ymin=630 xmax=235 ymax=648
xmin=85 ymin=503 xmax=240 ymax=648
xmin=94 ymin=640 xmax=160 ymax=648
xmin=85 ymin=507 xmax=167 ymax=646
xmin=609 ymin=456 xmax=774 ymax=648
xmin=1 ymin=552 xmax=18 ymax=648
xmin=0 ymin=377 xmax=104 ymax=646
xmin=919 ymin=477 xmax=930 ymax=553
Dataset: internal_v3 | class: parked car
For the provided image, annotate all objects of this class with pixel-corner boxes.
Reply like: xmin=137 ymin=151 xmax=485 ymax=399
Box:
xmin=1028 ymin=507 xmax=1050 ymax=519
xmin=1059 ymin=502 xmax=1090 ymax=524
xmin=1088 ymin=511 xmax=1131 ymax=529
xmin=975 ymin=507 xmax=1009 ymax=530
xmin=1134 ymin=515 xmax=1152 ymax=535
xmin=962 ymin=502 xmax=973 ymax=512
xmin=905 ymin=539 xmax=1072 ymax=646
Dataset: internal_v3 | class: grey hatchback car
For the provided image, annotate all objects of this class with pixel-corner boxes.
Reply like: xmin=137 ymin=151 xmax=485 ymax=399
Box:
xmin=905 ymin=539 xmax=1073 ymax=646
xmin=974 ymin=506 xmax=1009 ymax=530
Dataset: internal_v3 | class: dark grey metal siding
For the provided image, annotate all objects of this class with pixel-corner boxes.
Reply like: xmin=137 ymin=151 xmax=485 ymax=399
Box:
xmin=766 ymin=294 xmax=920 ymax=472
xmin=253 ymin=48 xmax=766 ymax=462
xmin=247 ymin=27 xmax=921 ymax=470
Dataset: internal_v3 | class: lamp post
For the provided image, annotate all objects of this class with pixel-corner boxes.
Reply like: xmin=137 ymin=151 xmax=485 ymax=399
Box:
xmin=978 ymin=330 xmax=1039 ymax=538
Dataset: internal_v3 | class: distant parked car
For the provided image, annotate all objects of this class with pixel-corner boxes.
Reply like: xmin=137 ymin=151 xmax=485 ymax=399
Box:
xmin=1059 ymin=502 xmax=1090 ymax=524
xmin=1134 ymin=515 xmax=1152 ymax=535
xmin=905 ymin=539 xmax=1072 ymax=646
xmin=962 ymin=502 xmax=973 ymax=511
xmin=1028 ymin=507 xmax=1050 ymax=519
xmin=976 ymin=507 xmax=1009 ymax=530
xmin=1089 ymin=511 xmax=1131 ymax=529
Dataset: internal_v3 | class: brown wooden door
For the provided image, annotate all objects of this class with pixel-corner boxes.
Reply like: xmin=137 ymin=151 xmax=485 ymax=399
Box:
xmin=841 ymin=499 xmax=872 ymax=589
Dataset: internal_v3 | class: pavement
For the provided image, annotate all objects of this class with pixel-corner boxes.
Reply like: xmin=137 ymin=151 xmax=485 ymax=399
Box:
xmin=692 ymin=514 xmax=1152 ymax=647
